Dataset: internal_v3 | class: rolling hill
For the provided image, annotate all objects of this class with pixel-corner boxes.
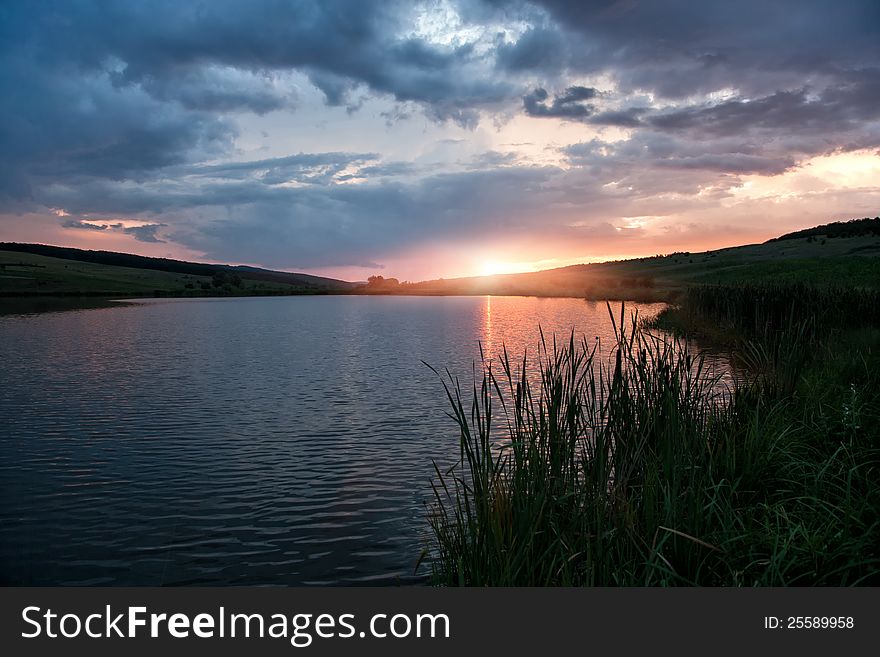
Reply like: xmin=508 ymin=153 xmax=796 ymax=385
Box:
xmin=2 ymin=216 xmax=878 ymax=302
xmin=0 ymin=243 xmax=356 ymax=297
xmin=367 ymin=216 xmax=880 ymax=300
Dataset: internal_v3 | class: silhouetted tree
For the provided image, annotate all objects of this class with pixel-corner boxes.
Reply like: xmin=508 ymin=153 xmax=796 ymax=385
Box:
xmin=366 ymin=275 xmax=400 ymax=290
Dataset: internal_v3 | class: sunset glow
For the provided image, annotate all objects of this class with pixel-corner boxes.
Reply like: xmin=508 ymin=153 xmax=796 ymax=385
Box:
xmin=478 ymin=260 xmax=534 ymax=277
xmin=1 ymin=1 xmax=878 ymax=281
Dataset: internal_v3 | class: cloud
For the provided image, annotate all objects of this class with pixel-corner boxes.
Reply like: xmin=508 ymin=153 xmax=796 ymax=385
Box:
xmin=123 ymin=224 xmax=166 ymax=243
xmin=183 ymin=152 xmax=380 ymax=185
xmin=495 ymin=26 xmax=565 ymax=73
xmin=523 ymin=0 xmax=880 ymax=98
xmin=0 ymin=58 xmax=235 ymax=199
xmin=563 ymin=131 xmax=800 ymax=182
xmin=137 ymin=66 xmax=298 ymax=115
xmin=62 ymin=220 xmax=111 ymax=231
xmin=1 ymin=1 xmax=514 ymax=125
xmin=523 ymin=86 xmax=597 ymax=119
xmin=2 ymin=0 xmax=880 ymax=275
xmin=0 ymin=0 xmax=521 ymax=210
xmin=587 ymin=108 xmax=647 ymax=128
xmin=646 ymin=75 xmax=880 ymax=140
xmin=61 ymin=219 xmax=166 ymax=243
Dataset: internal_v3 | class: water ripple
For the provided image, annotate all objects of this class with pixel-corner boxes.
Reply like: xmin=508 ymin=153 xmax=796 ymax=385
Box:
xmin=0 ymin=295 xmax=669 ymax=585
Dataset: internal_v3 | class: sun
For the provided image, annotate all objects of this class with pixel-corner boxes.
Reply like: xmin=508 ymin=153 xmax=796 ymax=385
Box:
xmin=477 ymin=260 xmax=528 ymax=277
xmin=478 ymin=260 xmax=506 ymax=277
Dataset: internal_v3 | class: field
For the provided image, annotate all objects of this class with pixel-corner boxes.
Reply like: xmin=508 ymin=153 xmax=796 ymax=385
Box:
xmin=600 ymin=234 xmax=880 ymax=290
xmin=398 ymin=233 xmax=880 ymax=300
xmin=0 ymin=249 xmax=353 ymax=298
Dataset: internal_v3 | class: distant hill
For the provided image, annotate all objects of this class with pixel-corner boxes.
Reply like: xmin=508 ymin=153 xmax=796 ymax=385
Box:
xmin=0 ymin=243 xmax=353 ymax=290
xmin=368 ymin=216 xmax=880 ymax=301
xmin=0 ymin=243 xmax=355 ymax=297
xmin=770 ymin=217 xmax=880 ymax=242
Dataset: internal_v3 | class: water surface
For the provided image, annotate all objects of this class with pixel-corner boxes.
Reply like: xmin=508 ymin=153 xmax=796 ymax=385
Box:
xmin=0 ymin=295 xmax=666 ymax=585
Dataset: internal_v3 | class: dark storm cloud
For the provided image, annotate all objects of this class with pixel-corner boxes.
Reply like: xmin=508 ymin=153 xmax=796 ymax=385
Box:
xmin=647 ymin=74 xmax=880 ymax=139
xmin=136 ymin=67 xmax=297 ymax=115
xmin=1 ymin=0 xmax=511 ymax=122
xmin=495 ymin=0 xmax=880 ymax=142
xmin=520 ymin=0 xmax=880 ymax=97
xmin=587 ymin=108 xmax=647 ymax=128
xmin=495 ymin=26 xmax=566 ymax=73
xmin=523 ymin=86 xmax=597 ymax=119
xmin=61 ymin=219 xmax=166 ymax=243
xmin=123 ymin=224 xmax=167 ymax=243
xmin=563 ymin=133 xmax=798 ymax=180
xmin=0 ymin=52 xmax=235 ymax=197
xmin=0 ymin=0 xmax=513 ymax=209
xmin=62 ymin=220 xmax=110 ymax=232
xmin=3 ymin=0 xmax=877 ymax=185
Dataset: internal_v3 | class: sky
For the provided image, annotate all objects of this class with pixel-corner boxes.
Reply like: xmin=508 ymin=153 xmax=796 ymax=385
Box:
xmin=1 ymin=0 xmax=879 ymax=281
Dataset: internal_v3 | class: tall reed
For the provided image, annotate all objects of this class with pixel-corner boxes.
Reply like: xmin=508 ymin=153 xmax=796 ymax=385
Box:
xmin=426 ymin=301 xmax=880 ymax=586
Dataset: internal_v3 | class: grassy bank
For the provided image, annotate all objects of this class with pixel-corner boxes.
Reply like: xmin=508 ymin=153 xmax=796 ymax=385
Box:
xmin=426 ymin=286 xmax=880 ymax=585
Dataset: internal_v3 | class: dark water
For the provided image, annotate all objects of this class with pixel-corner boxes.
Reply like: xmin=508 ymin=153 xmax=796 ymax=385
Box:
xmin=0 ymin=295 xmax=667 ymax=585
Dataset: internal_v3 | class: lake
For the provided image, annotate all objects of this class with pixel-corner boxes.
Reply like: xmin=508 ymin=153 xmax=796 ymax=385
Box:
xmin=0 ymin=295 xmax=669 ymax=585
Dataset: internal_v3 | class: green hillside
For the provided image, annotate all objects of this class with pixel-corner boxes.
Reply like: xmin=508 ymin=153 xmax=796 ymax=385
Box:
xmin=770 ymin=216 xmax=880 ymax=241
xmin=387 ymin=229 xmax=880 ymax=301
xmin=0 ymin=245 xmax=355 ymax=298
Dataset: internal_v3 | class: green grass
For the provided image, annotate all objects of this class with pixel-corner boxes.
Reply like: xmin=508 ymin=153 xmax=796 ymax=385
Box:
xmin=597 ymin=235 xmax=880 ymax=293
xmin=0 ymin=250 xmax=326 ymax=297
xmin=388 ymin=234 xmax=880 ymax=300
xmin=426 ymin=291 xmax=880 ymax=586
xmin=665 ymin=256 xmax=880 ymax=289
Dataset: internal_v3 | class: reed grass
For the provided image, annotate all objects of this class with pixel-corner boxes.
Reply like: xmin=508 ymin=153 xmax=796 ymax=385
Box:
xmin=426 ymin=291 xmax=880 ymax=586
